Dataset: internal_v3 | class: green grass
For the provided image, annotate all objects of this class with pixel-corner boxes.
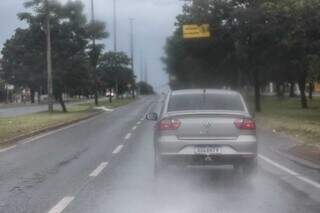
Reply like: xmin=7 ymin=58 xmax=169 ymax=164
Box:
xmin=0 ymin=105 xmax=94 ymax=144
xmin=77 ymin=98 xmax=134 ymax=109
xmin=255 ymin=96 xmax=320 ymax=146
xmin=0 ymin=98 xmax=134 ymax=145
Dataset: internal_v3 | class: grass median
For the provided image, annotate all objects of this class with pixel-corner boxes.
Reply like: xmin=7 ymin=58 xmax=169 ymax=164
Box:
xmin=78 ymin=98 xmax=134 ymax=109
xmin=256 ymin=96 xmax=320 ymax=147
xmin=253 ymin=96 xmax=320 ymax=164
xmin=0 ymin=98 xmax=134 ymax=146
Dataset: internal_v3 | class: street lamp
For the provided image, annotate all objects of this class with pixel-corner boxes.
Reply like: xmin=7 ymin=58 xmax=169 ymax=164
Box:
xmin=91 ymin=0 xmax=99 ymax=106
xmin=129 ymin=18 xmax=135 ymax=98
xmin=45 ymin=0 xmax=53 ymax=113
xmin=113 ymin=0 xmax=117 ymax=52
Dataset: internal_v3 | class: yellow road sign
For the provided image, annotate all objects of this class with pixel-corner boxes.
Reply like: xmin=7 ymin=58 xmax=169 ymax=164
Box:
xmin=183 ymin=24 xmax=211 ymax=39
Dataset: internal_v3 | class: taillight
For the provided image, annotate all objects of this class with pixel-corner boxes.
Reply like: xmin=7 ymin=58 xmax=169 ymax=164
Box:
xmin=234 ymin=118 xmax=256 ymax=130
xmin=159 ymin=118 xmax=181 ymax=130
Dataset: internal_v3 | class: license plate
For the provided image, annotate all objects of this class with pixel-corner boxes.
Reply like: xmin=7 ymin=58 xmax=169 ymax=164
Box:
xmin=194 ymin=146 xmax=221 ymax=155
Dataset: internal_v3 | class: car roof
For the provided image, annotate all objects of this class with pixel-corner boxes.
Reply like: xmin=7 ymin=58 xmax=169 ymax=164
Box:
xmin=170 ymin=89 xmax=240 ymax=96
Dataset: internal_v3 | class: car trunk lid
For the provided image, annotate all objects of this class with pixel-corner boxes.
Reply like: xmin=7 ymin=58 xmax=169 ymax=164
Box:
xmin=162 ymin=111 xmax=250 ymax=140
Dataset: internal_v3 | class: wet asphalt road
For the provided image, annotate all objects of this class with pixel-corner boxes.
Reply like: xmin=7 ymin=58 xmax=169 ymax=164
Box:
xmin=0 ymin=96 xmax=320 ymax=213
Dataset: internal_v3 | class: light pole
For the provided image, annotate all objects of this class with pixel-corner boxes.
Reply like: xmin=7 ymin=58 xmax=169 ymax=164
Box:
xmin=129 ymin=18 xmax=135 ymax=72
xmin=113 ymin=0 xmax=119 ymax=98
xmin=113 ymin=0 xmax=117 ymax=52
xmin=45 ymin=0 xmax=53 ymax=113
xmin=129 ymin=18 xmax=135 ymax=98
xmin=91 ymin=0 xmax=99 ymax=105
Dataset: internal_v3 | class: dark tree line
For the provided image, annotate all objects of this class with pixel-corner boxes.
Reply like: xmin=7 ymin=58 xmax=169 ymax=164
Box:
xmin=1 ymin=0 xmax=136 ymax=112
xmin=163 ymin=0 xmax=320 ymax=111
xmin=136 ymin=81 xmax=155 ymax=95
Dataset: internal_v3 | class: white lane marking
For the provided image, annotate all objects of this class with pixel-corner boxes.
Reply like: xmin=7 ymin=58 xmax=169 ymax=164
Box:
xmin=112 ymin=145 xmax=124 ymax=154
xmin=93 ymin=106 xmax=114 ymax=112
xmin=21 ymin=115 xmax=99 ymax=145
xmin=0 ymin=145 xmax=17 ymax=153
xmin=132 ymin=126 xmax=137 ymax=130
xmin=89 ymin=162 xmax=108 ymax=177
xmin=136 ymin=121 xmax=142 ymax=125
xmin=124 ymin=133 xmax=132 ymax=140
xmin=48 ymin=196 xmax=74 ymax=213
xmin=258 ymin=154 xmax=320 ymax=189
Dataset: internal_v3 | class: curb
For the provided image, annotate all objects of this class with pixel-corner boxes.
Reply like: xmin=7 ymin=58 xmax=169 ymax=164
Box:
xmin=0 ymin=110 xmax=103 ymax=148
xmin=274 ymin=148 xmax=320 ymax=171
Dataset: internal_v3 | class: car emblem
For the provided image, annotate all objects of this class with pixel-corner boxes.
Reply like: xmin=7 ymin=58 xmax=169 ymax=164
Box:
xmin=203 ymin=122 xmax=212 ymax=129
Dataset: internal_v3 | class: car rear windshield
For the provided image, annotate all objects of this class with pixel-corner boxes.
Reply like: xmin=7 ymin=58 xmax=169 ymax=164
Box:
xmin=167 ymin=93 xmax=245 ymax=112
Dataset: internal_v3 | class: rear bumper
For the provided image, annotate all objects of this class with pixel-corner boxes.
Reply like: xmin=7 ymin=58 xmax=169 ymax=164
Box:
xmin=155 ymin=135 xmax=258 ymax=165
xmin=159 ymin=154 xmax=256 ymax=166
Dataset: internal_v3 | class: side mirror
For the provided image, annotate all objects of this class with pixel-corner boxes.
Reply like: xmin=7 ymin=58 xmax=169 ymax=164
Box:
xmin=146 ymin=112 xmax=158 ymax=121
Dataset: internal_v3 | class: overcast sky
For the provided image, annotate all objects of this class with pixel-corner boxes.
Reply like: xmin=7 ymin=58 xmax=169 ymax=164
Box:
xmin=0 ymin=0 xmax=183 ymax=90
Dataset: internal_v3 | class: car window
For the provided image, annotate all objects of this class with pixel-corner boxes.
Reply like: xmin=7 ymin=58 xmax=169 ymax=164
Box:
xmin=167 ymin=93 xmax=245 ymax=112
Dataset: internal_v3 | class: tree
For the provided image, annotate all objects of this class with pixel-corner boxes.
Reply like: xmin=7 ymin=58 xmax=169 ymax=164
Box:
xmin=137 ymin=81 xmax=155 ymax=95
xmin=2 ymin=0 xmax=101 ymax=112
xmin=163 ymin=0 xmax=320 ymax=111
xmin=98 ymin=52 xmax=135 ymax=103
xmin=86 ymin=17 xmax=109 ymax=106
xmin=1 ymin=27 xmax=46 ymax=103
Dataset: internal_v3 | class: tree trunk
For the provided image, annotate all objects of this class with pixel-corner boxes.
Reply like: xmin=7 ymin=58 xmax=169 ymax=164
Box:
xmin=132 ymin=88 xmax=135 ymax=99
xmin=289 ymin=82 xmax=296 ymax=97
xmin=94 ymin=90 xmax=98 ymax=106
xmin=30 ymin=89 xmax=35 ymax=104
xmin=281 ymin=83 xmax=286 ymax=96
xmin=38 ymin=87 xmax=41 ymax=104
xmin=109 ymin=88 xmax=113 ymax=103
xmin=298 ymin=78 xmax=308 ymax=108
xmin=275 ymin=82 xmax=284 ymax=97
xmin=253 ymin=71 xmax=261 ymax=112
xmin=58 ymin=93 xmax=67 ymax=112
xmin=308 ymin=82 xmax=314 ymax=100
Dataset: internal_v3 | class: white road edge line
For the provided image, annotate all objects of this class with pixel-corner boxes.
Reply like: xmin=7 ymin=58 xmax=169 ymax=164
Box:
xmin=21 ymin=115 xmax=98 ymax=145
xmin=0 ymin=145 xmax=17 ymax=153
xmin=132 ymin=126 xmax=137 ymax=130
xmin=258 ymin=154 xmax=320 ymax=189
xmin=124 ymin=133 xmax=132 ymax=140
xmin=136 ymin=121 xmax=142 ymax=125
xmin=48 ymin=196 xmax=74 ymax=213
xmin=93 ymin=106 xmax=114 ymax=112
xmin=89 ymin=162 xmax=108 ymax=177
xmin=112 ymin=145 xmax=124 ymax=154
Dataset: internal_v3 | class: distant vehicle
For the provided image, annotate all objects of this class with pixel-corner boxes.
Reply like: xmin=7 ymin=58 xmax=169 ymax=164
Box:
xmin=106 ymin=91 xmax=115 ymax=97
xmin=146 ymin=89 xmax=258 ymax=176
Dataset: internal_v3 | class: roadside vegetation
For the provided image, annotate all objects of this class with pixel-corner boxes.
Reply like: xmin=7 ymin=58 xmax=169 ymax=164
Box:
xmin=0 ymin=98 xmax=134 ymax=146
xmin=256 ymin=96 xmax=320 ymax=147
xmin=163 ymin=0 xmax=320 ymax=112
xmin=0 ymin=0 xmax=137 ymax=111
xmin=78 ymin=98 xmax=134 ymax=109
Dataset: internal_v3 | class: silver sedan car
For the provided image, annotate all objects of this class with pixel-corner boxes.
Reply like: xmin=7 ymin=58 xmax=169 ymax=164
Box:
xmin=146 ymin=89 xmax=258 ymax=176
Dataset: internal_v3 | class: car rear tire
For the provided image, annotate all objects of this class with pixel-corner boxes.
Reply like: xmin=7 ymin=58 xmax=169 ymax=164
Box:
xmin=233 ymin=158 xmax=257 ymax=178
xmin=154 ymin=153 xmax=166 ymax=176
xmin=243 ymin=158 xmax=258 ymax=176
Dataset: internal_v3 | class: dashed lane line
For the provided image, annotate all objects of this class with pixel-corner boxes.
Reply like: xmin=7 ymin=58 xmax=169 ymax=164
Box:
xmin=124 ymin=133 xmax=132 ymax=140
xmin=112 ymin=145 xmax=124 ymax=154
xmin=48 ymin=196 xmax=74 ymax=213
xmin=89 ymin=162 xmax=109 ymax=177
